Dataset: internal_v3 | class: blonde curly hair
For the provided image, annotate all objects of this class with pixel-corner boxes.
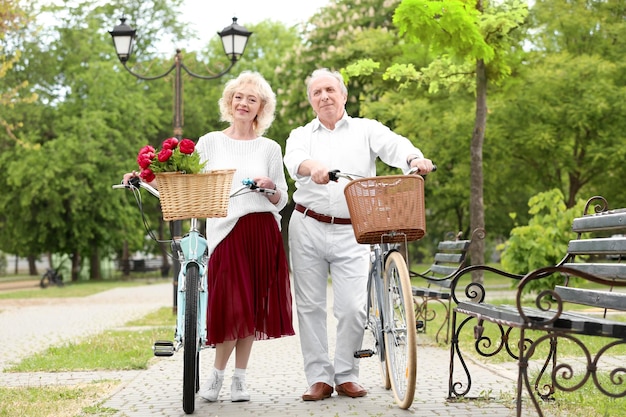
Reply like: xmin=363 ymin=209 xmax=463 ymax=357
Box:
xmin=218 ymin=71 xmax=276 ymax=136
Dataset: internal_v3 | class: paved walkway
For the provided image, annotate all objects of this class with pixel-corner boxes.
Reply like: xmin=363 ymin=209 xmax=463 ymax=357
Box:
xmin=0 ymin=282 xmax=536 ymax=416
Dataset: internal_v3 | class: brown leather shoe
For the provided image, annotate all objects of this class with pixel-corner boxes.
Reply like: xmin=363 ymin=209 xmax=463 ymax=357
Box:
xmin=336 ymin=382 xmax=367 ymax=398
xmin=302 ymin=382 xmax=333 ymax=401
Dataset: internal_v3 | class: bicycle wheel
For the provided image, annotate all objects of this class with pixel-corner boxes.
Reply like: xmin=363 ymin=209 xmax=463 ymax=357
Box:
xmin=383 ymin=251 xmax=417 ymax=409
xmin=369 ymin=274 xmax=391 ymax=389
xmin=182 ymin=263 xmax=200 ymax=414
xmin=40 ymin=273 xmax=50 ymax=289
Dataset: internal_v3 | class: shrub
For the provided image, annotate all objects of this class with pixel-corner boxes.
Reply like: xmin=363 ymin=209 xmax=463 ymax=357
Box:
xmin=498 ymin=189 xmax=585 ymax=293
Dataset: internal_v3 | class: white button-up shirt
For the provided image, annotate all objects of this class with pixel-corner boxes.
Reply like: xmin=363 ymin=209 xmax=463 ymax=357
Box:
xmin=284 ymin=112 xmax=424 ymax=219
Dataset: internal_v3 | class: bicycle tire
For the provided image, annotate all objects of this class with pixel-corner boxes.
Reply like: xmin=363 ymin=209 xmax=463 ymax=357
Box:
xmin=40 ymin=276 xmax=49 ymax=289
xmin=40 ymin=271 xmax=53 ymax=289
xmin=182 ymin=263 xmax=200 ymax=414
xmin=383 ymin=251 xmax=417 ymax=409
xmin=369 ymin=274 xmax=391 ymax=389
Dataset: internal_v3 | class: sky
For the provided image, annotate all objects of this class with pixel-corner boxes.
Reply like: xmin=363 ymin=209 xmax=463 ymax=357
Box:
xmin=175 ymin=0 xmax=330 ymax=52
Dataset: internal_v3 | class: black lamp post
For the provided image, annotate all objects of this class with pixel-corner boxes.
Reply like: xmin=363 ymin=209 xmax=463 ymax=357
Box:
xmin=109 ymin=17 xmax=251 ymax=312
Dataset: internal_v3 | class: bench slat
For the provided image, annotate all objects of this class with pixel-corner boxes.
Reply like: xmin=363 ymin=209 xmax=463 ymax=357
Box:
xmin=572 ymin=211 xmax=626 ymax=233
xmin=430 ymin=264 xmax=459 ymax=277
xmin=438 ymin=240 xmax=471 ymax=251
xmin=555 ymin=286 xmax=626 ymax=311
xmin=456 ymin=301 xmax=626 ymax=338
xmin=412 ymin=286 xmax=451 ymax=299
xmin=434 ymin=253 xmax=465 ymax=263
xmin=567 ymin=238 xmax=626 ymax=255
xmin=562 ymin=262 xmax=626 ymax=280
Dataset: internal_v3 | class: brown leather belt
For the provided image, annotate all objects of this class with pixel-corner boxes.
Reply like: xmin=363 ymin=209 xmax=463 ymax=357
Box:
xmin=295 ymin=203 xmax=351 ymax=225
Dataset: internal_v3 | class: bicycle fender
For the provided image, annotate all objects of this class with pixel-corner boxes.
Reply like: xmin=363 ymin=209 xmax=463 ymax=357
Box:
xmin=180 ymin=233 xmax=208 ymax=264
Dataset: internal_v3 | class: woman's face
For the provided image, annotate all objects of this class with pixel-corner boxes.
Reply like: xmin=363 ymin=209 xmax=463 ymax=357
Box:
xmin=231 ymin=83 xmax=262 ymax=124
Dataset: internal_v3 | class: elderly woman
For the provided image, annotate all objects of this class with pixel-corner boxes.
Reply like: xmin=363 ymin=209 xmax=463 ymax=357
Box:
xmin=196 ymin=71 xmax=294 ymax=403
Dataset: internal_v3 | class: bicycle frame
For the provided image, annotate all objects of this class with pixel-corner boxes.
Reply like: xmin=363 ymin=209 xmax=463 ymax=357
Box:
xmin=114 ymin=179 xmax=209 ymax=414
xmin=173 ymin=218 xmax=209 ymax=350
xmin=331 ymin=169 xmax=418 ymax=409
xmin=114 ymin=175 xmax=274 ymax=414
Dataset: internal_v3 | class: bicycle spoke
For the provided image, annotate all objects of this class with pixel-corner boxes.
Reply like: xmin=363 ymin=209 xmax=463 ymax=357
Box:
xmin=384 ymin=251 xmax=417 ymax=409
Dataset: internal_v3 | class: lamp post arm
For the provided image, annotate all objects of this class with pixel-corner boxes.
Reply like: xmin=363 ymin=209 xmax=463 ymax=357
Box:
xmin=121 ymin=61 xmax=176 ymax=81
xmin=180 ymin=59 xmax=236 ymax=80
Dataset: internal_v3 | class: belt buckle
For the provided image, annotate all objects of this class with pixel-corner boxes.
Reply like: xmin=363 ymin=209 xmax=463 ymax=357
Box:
xmin=330 ymin=216 xmax=335 ymax=224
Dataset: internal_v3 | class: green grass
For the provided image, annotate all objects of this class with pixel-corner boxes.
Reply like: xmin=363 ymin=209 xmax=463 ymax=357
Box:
xmin=1 ymin=305 xmax=175 ymax=416
xmin=0 ymin=382 xmax=119 ymax=417
xmin=5 ymin=307 xmax=176 ymax=372
xmin=0 ymin=278 xmax=168 ymax=300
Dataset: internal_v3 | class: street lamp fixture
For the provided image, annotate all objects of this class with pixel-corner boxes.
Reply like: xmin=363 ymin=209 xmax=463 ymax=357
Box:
xmin=108 ymin=17 xmax=135 ymax=63
xmin=108 ymin=16 xmax=252 ymax=312
xmin=109 ymin=16 xmax=252 ymax=79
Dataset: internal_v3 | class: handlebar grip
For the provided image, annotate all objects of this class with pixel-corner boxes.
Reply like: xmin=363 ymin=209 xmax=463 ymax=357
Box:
xmin=129 ymin=176 xmax=142 ymax=187
xmin=432 ymin=164 xmax=437 ymax=172
xmin=242 ymin=178 xmax=256 ymax=188
xmin=329 ymin=170 xmax=340 ymax=182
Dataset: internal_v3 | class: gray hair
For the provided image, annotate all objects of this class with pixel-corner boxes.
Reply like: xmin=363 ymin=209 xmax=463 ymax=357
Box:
xmin=219 ymin=71 xmax=276 ymax=136
xmin=306 ymin=68 xmax=348 ymax=101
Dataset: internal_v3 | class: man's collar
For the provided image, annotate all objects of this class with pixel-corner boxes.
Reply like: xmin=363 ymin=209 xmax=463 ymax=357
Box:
xmin=313 ymin=111 xmax=349 ymax=131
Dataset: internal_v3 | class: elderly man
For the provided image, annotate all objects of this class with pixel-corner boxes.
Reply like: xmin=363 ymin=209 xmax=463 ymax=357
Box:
xmin=284 ymin=68 xmax=435 ymax=401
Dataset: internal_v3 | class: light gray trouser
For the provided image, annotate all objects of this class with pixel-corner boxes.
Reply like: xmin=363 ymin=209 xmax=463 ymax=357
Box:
xmin=289 ymin=213 xmax=369 ymax=386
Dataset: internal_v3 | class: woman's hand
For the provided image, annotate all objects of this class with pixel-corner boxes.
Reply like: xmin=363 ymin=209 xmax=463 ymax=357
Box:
xmin=122 ymin=171 xmax=139 ymax=185
xmin=254 ymin=176 xmax=281 ymax=204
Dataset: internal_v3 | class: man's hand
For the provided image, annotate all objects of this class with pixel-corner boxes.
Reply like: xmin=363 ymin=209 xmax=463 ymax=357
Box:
xmin=299 ymin=160 xmax=330 ymax=184
xmin=410 ymin=158 xmax=436 ymax=174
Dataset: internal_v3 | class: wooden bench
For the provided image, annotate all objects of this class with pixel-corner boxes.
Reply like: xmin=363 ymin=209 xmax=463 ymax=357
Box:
xmin=447 ymin=196 xmax=626 ymax=417
xmin=411 ymin=228 xmax=484 ymax=343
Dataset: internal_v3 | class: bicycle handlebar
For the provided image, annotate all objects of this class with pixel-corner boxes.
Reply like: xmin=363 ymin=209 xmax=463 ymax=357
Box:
xmin=113 ymin=176 xmax=276 ymax=199
xmin=112 ymin=176 xmax=160 ymax=198
xmin=329 ymin=164 xmax=437 ymax=182
xmin=241 ymin=178 xmax=276 ymax=195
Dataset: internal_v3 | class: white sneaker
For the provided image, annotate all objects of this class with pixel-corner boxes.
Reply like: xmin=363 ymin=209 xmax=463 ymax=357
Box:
xmin=199 ymin=370 xmax=223 ymax=402
xmin=231 ymin=375 xmax=250 ymax=402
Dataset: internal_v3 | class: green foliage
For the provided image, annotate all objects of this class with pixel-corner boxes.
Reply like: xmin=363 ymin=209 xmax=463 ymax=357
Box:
xmin=489 ymin=52 xmax=626 ymax=209
xmin=394 ymin=0 xmax=494 ymax=62
xmin=498 ymin=189 xmax=585 ymax=292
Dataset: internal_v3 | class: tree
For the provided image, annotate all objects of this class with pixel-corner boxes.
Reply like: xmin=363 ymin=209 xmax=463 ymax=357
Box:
xmin=346 ymin=0 xmax=528 ymax=278
xmin=0 ymin=0 xmax=186 ymax=280
xmin=490 ymin=0 xmax=626 ymax=210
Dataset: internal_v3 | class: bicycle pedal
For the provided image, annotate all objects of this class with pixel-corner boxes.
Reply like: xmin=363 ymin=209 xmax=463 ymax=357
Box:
xmin=354 ymin=349 xmax=374 ymax=358
xmin=153 ymin=340 xmax=175 ymax=357
xmin=416 ymin=320 xmax=424 ymax=330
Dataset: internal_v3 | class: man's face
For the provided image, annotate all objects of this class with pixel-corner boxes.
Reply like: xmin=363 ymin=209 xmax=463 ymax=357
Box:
xmin=309 ymin=75 xmax=347 ymax=124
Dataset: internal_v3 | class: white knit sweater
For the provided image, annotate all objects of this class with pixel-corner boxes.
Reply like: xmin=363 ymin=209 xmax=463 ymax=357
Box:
xmin=195 ymin=132 xmax=288 ymax=256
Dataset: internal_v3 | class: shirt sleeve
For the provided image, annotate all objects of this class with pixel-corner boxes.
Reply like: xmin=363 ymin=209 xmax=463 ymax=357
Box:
xmin=365 ymin=119 xmax=424 ymax=172
xmin=284 ymin=124 xmax=313 ymax=183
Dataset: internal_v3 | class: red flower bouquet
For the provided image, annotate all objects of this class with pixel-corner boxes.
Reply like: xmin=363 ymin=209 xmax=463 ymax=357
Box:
xmin=136 ymin=137 xmax=205 ymax=182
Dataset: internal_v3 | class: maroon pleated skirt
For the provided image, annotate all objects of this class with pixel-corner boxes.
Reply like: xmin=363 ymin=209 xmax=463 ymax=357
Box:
xmin=205 ymin=212 xmax=295 ymax=345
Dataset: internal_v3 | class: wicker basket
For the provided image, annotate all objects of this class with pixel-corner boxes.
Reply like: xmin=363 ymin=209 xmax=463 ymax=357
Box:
xmin=343 ymin=175 xmax=426 ymax=244
xmin=155 ymin=170 xmax=235 ymax=221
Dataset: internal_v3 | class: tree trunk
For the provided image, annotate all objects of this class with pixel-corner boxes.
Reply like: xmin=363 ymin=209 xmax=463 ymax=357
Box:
xmin=90 ymin=246 xmax=101 ymax=280
xmin=469 ymin=58 xmax=487 ymax=283
xmin=28 ymin=254 xmax=38 ymax=275
xmin=122 ymin=240 xmax=130 ymax=277
xmin=159 ymin=218 xmax=170 ymax=277
xmin=70 ymin=251 xmax=81 ymax=282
